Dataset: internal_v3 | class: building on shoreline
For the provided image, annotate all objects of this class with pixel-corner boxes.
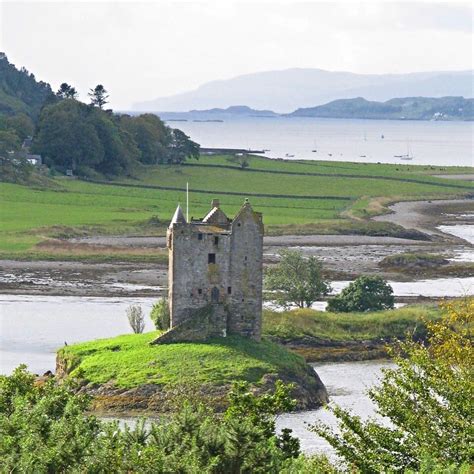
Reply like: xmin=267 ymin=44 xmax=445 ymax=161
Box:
xmin=152 ymin=198 xmax=264 ymax=344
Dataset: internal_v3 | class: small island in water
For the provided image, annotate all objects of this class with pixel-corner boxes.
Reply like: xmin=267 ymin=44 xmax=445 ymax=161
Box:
xmin=56 ymin=199 xmax=328 ymax=414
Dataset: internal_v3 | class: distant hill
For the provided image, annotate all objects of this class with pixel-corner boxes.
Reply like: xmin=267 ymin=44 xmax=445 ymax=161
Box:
xmin=133 ymin=68 xmax=474 ymax=113
xmin=157 ymin=105 xmax=278 ymax=122
xmin=0 ymin=53 xmax=54 ymax=118
xmin=289 ymin=96 xmax=474 ymax=121
xmin=190 ymin=105 xmax=277 ymax=116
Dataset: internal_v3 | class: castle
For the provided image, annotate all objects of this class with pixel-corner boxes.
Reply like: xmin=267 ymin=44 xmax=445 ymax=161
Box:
xmin=152 ymin=198 xmax=264 ymax=344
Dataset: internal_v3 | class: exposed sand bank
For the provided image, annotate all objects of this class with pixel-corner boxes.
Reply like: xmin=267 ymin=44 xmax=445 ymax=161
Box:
xmin=373 ymin=199 xmax=473 ymax=239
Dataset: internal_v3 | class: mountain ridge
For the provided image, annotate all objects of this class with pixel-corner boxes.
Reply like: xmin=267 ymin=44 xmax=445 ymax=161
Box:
xmin=133 ymin=68 xmax=473 ymax=113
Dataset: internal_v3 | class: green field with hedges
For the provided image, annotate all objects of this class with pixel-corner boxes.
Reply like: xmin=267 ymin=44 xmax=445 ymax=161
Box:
xmin=1 ymin=155 xmax=471 ymax=258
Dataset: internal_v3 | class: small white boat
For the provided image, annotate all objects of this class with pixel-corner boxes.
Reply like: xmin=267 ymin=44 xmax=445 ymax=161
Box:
xmin=395 ymin=141 xmax=414 ymax=160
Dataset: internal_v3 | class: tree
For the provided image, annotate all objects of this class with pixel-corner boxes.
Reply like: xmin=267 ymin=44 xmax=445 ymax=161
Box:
xmin=227 ymin=153 xmax=250 ymax=169
xmin=0 ymin=153 xmax=33 ymax=184
xmin=264 ymin=249 xmax=331 ymax=309
xmin=0 ymin=130 xmax=20 ymax=153
xmin=88 ymin=84 xmax=109 ymax=109
xmin=168 ymin=128 xmax=200 ymax=164
xmin=327 ymin=275 xmax=394 ymax=312
xmin=118 ymin=113 xmax=170 ymax=164
xmin=126 ymin=305 xmax=145 ymax=333
xmin=33 ymin=99 xmax=104 ymax=173
xmin=312 ymin=297 xmax=474 ymax=472
xmin=0 ymin=129 xmax=32 ymax=184
xmin=33 ymin=99 xmax=139 ymax=176
xmin=56 ymin=82 xmax=78 ymax=99
xmin=1 ymin=366 xmax=334 ymax=472
xmin=89 ymin=109 xmax=138 ymax=176
xmin=150 ymin=298 xmax=170 ymax=330
xmin=2 ymin=114 xmax=35 ymax=141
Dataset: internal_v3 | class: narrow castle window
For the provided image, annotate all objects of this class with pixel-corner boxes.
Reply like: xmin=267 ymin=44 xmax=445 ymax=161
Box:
xmin=227 ymin=286 xmax=232 ymax=294
xmin=198 ymin=233 xmax=203 ymax=240
xmin=198 ymin=288 xmax=202 ymax=295
xmin=214 ymin=236 xmax=219 ymax=245
xmin=208 ymin=253 xmax=216 ymax=264
xmin=211 ymin=287 xmax=219 ymax=303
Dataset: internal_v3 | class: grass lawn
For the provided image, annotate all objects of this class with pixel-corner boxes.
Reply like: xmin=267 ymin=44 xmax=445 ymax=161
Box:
xmin=1 ymin=155 xmax=471 ymax=258
xmin=58 ymin=333 xmax=311 ymax=389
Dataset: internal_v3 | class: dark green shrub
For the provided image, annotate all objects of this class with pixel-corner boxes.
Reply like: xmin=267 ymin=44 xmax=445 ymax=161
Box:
xmin=327 ymin=276 xmax=394 ymax=312
xmin=150 ymin=298 xmax=170 ymax=330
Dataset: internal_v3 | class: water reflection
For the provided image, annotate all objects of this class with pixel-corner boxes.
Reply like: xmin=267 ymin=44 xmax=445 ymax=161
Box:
xmin=0 ymin=295 xmax=156 ymax=375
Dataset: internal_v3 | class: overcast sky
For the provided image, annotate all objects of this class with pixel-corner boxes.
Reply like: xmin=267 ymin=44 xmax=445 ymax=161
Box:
xmin=1 ymin=0 xmax=472 ymax=109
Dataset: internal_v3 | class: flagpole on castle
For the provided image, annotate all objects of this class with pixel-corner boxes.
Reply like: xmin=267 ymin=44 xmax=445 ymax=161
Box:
xmin=186 ymin=182 xmax=189 ymax=222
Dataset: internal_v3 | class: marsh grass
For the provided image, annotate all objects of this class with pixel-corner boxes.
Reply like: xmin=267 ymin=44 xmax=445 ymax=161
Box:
xmin=262 ymin=305 xmax=441 ymax=342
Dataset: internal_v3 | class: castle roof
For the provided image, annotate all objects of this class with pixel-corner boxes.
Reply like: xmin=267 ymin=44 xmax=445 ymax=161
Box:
xmin=202 ymin=206 xmax=229 ymax=225
xmin=169 ymin=198 xmax=261 ymax=233
xmin=169 ymin=205 xmax=186 ymax=227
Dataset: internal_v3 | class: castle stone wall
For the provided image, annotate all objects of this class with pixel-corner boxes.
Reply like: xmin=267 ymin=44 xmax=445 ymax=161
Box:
xmin=228 ymin=207 xmax=263 ymax=340
xmin=156 ymin=199 xmax=263 ymax=344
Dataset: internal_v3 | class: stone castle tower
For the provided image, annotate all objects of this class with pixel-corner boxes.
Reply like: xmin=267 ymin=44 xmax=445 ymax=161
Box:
xmin=152 ymin=199 xmax=264 ymax=344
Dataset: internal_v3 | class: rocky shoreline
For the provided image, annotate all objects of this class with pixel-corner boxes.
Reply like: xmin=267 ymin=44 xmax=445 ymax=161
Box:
xmin=56 ymin=369 xmax=329 ymax=415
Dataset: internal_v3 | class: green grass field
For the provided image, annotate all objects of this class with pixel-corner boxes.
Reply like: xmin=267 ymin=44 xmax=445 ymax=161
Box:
xmin=1 ymin=155 xmax=472 ymax=258
xmin=58 ymin=333 xmax=310 ymax=389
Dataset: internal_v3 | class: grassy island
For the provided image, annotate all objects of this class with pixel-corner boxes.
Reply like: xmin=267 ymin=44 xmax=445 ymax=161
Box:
xmin=56 ymin=334 xmax=328 ymax=414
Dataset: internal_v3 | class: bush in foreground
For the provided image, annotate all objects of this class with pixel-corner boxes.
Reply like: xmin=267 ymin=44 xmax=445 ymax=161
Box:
xmin=312 ymin=297 xmax=474 ymax=472
xmin=0 ymin=368 xmax=333 ymax=473
xmin=327 ymin=276 xmax=394 ymax=312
